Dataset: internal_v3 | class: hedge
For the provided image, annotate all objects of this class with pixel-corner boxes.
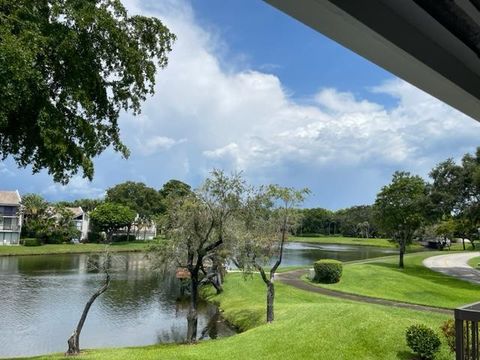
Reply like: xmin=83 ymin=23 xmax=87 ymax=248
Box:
xmin=313 ymin=259 xmax=343 ymax=283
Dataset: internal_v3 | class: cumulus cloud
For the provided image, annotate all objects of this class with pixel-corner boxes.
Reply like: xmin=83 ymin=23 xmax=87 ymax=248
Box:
xmin=115 ymin=0 xmax=480 ymax=188
xmin=3 ymin=0 xmax=480 ymax=208
xmin=43 ymin=176 xmax=105 ymax=199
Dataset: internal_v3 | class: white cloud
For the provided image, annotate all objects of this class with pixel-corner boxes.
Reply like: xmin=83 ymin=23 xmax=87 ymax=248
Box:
xmin=43 ymin=176 xmax=105 ymax=199
xmin=5 ymin=0 xmax=480 ymax=209
xmin=113 ymin=0 xmax=480 ymax=196
xmin=138 ymin=136 xmax=187 ymax=155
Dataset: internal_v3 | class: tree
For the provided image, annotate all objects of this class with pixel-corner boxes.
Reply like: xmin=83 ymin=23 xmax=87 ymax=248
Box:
xmin=106 ymin=181 xmax=165 ymax=219
xmin=66 ymin=250 xmax=112 ymax=355
xmin=235 ymin=185 xmax=309 ymax=323
xmin=374 ymin=171 xmax=429 ymax=268
xmin=149 ymin=171 xmax=244 ymax=343
xmin=0 ymin=0 xmax=176 ymax=183
xmin=429 ymin=149 xmax=480 ymax=249
xmin=58 ymin=199 xmax=103 ymax=212
xmin=159 ymin=179 xmax=192 ymax=199
xmin=89 ymin=203 xmax=136 ymax=242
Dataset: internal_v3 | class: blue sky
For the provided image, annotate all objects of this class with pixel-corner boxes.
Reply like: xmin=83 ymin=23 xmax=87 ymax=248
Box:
xmin=2 ymin=0 xmax=480 ymax=209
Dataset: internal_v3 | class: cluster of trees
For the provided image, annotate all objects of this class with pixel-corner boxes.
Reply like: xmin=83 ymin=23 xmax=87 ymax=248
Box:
xmin=375 ymin=148 xmax=480 ymax=268
xmin=21 ymin=194 xmax=80 ymax=243
xmin=23 ymin=179 xmax=193 ymax=243
xmin=297 ymin=205 xmax=378 ymax=238
xmin=149 ymin=170 xmax=309 ymax=342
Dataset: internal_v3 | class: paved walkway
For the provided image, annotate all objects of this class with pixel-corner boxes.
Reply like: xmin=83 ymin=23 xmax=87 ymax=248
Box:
xmin=423 ymin=252 xmax=480 ymax=284
xmin=277 ymin=269 xmax=452 ymax=315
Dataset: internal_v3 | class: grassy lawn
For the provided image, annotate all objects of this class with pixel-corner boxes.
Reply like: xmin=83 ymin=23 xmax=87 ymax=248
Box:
xmin=467 ymin=256 xmax=480 ymax=269
xmin=290 ymin=235 xmax=423 ymax=249
xmin=0 ymin=242 xmax=152 ymax=256
xmin=311 ymin=251 xmax=480 ymax=308
xmin=18 ymin=273 xmax=453 ymax=360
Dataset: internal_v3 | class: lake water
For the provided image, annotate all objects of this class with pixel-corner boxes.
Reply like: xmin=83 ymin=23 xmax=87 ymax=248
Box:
xmin=0 ymin=242 xmax=399 ymax=357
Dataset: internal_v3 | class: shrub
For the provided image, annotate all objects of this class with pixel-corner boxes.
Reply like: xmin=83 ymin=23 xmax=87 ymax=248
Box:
xmin=87 ymin=232 xmax=103 ymax=243
xmin=23 ymin=238 xmax=41 ymax=247
xmin=313 ymin=259 xmax=343 ymax=283
xmin=440 ymin=319 xmax=455 ymax=353
xmin=111 ymin=234 xmax=136 ymax=242
xmin=406 ymin=324 xmax=441 ymax=360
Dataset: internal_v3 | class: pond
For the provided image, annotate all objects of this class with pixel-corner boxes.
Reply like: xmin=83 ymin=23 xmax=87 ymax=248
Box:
xmin=0 ymin=242 xmax=400 ymax=357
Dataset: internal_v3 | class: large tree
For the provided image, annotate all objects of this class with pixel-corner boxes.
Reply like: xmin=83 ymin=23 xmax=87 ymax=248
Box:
xmin=0 ymin=0 xmax=175 ymax=183
xmin=106 ymin=181 xmax=164 ymax=219
xmin=429 ymin=149 xmax=480 ymax=249
xmin=159 ymin=179 xmax=192 ymax=199
xmin=89 ymin=202 xmax=136 ymax=242
xmin=149 ymin=171 xmax=244 ymax=343
xmin=374 ymin=171 xmax=429 ymax=268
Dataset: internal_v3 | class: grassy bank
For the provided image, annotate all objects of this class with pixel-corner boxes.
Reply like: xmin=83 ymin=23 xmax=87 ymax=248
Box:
xmin=311 ymin=251 xmax=480 ymax=308
xmin=290 ymin=235 xmax=423 ymax=249
xmin=18 ymin=273 xmax=454 ymax=360
xmin=0 ymin=242 xmax=152 ymax=256
xmin=468 ymin=255 xmax=480 ymax=268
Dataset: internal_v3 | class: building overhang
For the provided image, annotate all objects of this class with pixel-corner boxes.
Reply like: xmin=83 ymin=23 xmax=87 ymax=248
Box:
xmin=265 ymin=0 xmax=480 ymax=122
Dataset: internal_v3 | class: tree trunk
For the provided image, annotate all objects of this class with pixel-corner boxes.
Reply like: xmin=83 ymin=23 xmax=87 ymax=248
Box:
xmin=66 ymin=273 xmax=110 ymax=355
xmin=187 ymin=272 xmax=198 ymax=343
xmin=266 ymin=281 xmax=275 ymax=323
xmin=126 ymin=224 xmax=131 ymax=242
xmin=462 ymin=237 xmax=466 ymax=250
xmin=399 ymin=242 xmax=405 ymax=269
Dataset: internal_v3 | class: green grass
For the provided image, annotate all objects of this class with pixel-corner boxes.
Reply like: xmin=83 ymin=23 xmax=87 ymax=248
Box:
xmin=311 ymin=251 xmax=480 ymax=308
xmin=0 ymin=242 xmax=152 ymax=256
xmin=467 ymin=256 xmax=480 ymax=269
xmin=16 ymin=273 xmax=455 ymax=360
xmin=290 ymin=235 xmax=422 ymax=249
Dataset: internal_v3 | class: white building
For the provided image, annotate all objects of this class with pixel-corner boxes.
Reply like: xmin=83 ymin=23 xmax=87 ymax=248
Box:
xmin=65 ymin=207 xmax=90 ymax=242
xmin=0 ymin=191 xmax=22 ymax=245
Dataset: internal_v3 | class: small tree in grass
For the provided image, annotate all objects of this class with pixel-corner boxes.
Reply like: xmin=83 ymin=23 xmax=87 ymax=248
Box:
xmin=374 ymin=171 xmax=429 ymax=268
xmin=235 ymin=185 xmax=309 ymax=323
xmin=89 ymin=203 xmax=136 ymax=242
xmin=149 ymin=170 xmax=245 ymax=343
xmin=66 ymin=249 xmax=114 ymax=355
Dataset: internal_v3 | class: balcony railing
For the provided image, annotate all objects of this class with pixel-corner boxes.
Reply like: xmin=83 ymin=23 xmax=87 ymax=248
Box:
xmin=455 ymin=302 xmax=480 ymax=359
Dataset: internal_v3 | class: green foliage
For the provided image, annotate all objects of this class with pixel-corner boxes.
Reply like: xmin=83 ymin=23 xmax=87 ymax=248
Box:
xmin=111 ymin=234 xmax=136 ymax=242
xmin=58 ymin=199 xmax=103 ymax=212
xmin=405 ymin=324 xmax=441 ymax=360
xmin=0 ymin=0 xmax=175 ymax=183
xmin=89 ymin=203 xmax=136 ymax=241
xmin=87 ymin=231 xmax=103 ymax=243
xmin=439 ymin=319 xmax=455 ymax=353
xmin=106 ymin=181 xmax=165 ymax=219
xmin=23 ymin=238 xmax=41 ymax=246
xmin=159 ymin=179 xmax=192 ymax=199
xmin=313 ymin=259 xmax=343 ymax=283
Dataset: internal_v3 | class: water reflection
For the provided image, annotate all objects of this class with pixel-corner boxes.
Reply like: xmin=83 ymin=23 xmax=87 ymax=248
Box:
xmin=0 ymin=242 xmax=402 ymax=357
xmin=0 ymin=253 xmax=231 ymax=358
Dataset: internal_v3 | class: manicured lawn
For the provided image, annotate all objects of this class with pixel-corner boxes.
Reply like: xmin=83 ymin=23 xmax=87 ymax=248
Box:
xmin=17 ymin=274 xmax=453 ymax=360
xmin=290 ymin=235 xmax=422 ymax=249
xmin=467 ymin=256 xmax=480 ymax=269
xmin=0 ymin=242 xmax=152 ymax=256
xmin=312 ymin=251 xmax=480 ymax=308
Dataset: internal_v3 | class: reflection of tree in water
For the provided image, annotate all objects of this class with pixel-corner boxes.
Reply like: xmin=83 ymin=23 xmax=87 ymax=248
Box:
xmin=17 ymin=254 xmax=81 ymax=274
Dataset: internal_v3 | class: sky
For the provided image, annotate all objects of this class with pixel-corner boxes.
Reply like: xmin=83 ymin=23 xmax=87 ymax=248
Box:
xmin=2 ymin=0 xmax=480 ymax=210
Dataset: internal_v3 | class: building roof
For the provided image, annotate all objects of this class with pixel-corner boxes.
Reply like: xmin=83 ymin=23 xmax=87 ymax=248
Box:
xmin=0 ymin=190 xmax=21 ymax=205
xmin=66 ymin=207 xmax=84 ymax=218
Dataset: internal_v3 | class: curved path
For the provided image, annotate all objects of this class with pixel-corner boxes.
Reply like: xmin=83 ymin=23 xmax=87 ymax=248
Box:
xmin=423 ymin=252 xmax=480 ymax=284
xmin=277 ymin=269 xmax=452 ymax=315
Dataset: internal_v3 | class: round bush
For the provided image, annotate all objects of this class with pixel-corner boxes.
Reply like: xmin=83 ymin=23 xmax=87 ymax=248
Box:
xmin=406 ymin=324 xmax=441 ymax=360
xmin=313 ymin=259 xmax=343 ymax=283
